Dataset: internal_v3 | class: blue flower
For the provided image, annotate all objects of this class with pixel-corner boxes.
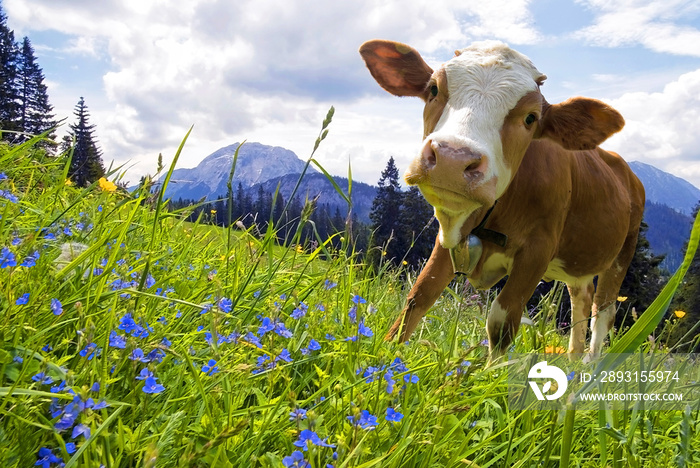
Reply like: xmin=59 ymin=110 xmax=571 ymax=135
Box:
xmin=244 ymin=332 xmax=262 ymax=348
xmin=347 ymin=410 xmax=378 ymax=430
xmin=50 ymin=380 xmax=66 ymax=393
xmin=323 ymin=279 xmax=337 ymax=290
xmin=358 ymin=320 xmax=373 ymax=337
xmin=32 ymin=372 xmax=54 ymax=385
xmin=291 ymin=306 xmax=306 ymax=319
xmin=92 ymin=399 xmax=109 ymax=410
xmin=144 ymin=273 xmax=156 ymax=288
xmin=202 ymin=359 xmax=219 ymax=376
xmin=42 ymin=344 xmax=53 ymax=352
xmin=325 ymin=333 xmax=336 ymax=341
xmin=72 ymin=423 xmax=91 ymax=439
xmin=218 ymin=297 xmax=232 ymax=313
xmin=348 ymin=306 xmax=357 ymax=324
xmin=65 ymin=442 xmax=77 ymax=454
xmin=289 ymin=408 xmax=307 ymax=421
xmin=308 ymin=339 xmax=321 ymax=351
xmin=351 ymin=294 xmax=366 ymax=304
xmin=79 ymin=343 xmax=100 ymax=360
xmin=146 ymin=348 xmax=165 ymax=363
xmin=293 ymin=429 xmax=335 ymax=451
xmin=0 ymin=189 xmax=18 ymax=203
xmin=142 ymin=375 xmax=165 ymax=394
xmin=404 ymin=373 xmax=419 ymax=384
xmin=276 ymin=349 xmax=293 ymax=363
xmin=118 ymin=313 xmax=138 ymax=333
xmin=282 ymin=450 xmax=311 ymax=468
xmin=15 ymin=293 xmax=29 ymax=305
xmin=384 ymin=369 xmax=396 ymax=393
xmin=50 ymin=298 xmax=63 ymax=316
xmin=257 ymin=317 xmax=275 ymax=336
xmin=0 ymin=247 xmax=17 ymax=268
xmin=20 ymin=251 xmax=39 ymax=267
xmin=129 ymin=348 xmax=148 ymax=362
xmin=90 ymin=382 xmax=100 ymax=392
xmin=386 ymin=407 xmax=404 ymax=422
xmin=35 ymin=447 xmax=63 ymax=468
xmin=108 ymin=331 xmax=126 ymax=349
xmin=136 ymin=368 xmax=154 ymax=381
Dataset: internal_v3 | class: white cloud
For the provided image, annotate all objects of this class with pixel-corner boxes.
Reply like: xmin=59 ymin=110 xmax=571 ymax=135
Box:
xmin=4 ymin=0 xmax=542 ymax=184
xmin=575 ymin=0 xmax=700 ymax=56
xmin=605 ymin=68 xmax=700 ymax=187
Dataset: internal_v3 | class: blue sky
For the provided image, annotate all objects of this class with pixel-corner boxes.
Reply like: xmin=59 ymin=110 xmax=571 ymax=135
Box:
xmin=5 ymin=0 xmax=700 ymax=189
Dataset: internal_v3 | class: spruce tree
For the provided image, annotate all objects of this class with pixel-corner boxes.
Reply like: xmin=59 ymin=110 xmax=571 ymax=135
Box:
xmin=66 ymin=97 xmax=105 ymax=187
xmin=0 ymin=6 xmax=18 ymax=137
xmin=399 ymin=186 xmax=438 ymax=268
xmin=16 ymin=37 xmax=55 ymax=143
xmin=616 ymin=221 xmax=665 ymax=328
xmin=369 ymin=157 xmax=404 ymax=266
xmin=669 ymin=202 xmax=700 ymax=349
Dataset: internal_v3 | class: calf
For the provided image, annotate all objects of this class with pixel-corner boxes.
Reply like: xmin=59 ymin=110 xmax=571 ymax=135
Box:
xmin=359 ymin=40 xmax=645 ymax=360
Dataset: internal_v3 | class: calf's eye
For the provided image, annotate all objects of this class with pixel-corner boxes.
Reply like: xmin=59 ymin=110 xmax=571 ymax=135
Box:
xmin=430 ymin=85 xmax=438 ymax=97
xmin=525 ymin=114 xmax=537 ymax=126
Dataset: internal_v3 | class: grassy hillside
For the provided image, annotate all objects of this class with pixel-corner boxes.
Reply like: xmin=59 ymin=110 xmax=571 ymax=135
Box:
xmin=1 ymin=135 xmax=700 ymax=468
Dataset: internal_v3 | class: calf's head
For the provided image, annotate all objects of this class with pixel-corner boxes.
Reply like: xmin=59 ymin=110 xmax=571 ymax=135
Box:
xmin=360 ymin=40 xmax=624 ymax=248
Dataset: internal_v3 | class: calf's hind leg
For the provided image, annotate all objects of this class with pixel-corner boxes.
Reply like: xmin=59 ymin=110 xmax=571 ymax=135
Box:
xmin=589 ymin=230 xmax=639 ymax=357
xmin=567 ymin=280 xmax=595 ymax=354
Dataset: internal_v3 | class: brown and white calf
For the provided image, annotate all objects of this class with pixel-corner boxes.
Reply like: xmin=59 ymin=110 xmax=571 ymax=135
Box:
xmin=359 ymin=40 xmax=645 ymax=360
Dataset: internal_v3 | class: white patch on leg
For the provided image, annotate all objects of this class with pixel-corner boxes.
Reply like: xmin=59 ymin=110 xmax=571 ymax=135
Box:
xmin=568 ymin=284 xmax=592 ymax=355
xmin=589 ymin=304 xmax=615 ymax=357
xmin=486 ymin=298 xmax=508 ymax=358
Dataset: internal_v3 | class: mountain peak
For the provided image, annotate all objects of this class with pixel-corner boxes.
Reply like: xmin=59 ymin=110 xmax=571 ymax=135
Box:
xmin=163 ymin=142 xmax=312 ymax=201
xmin=629 ymin=161 xmax=700 ymax=215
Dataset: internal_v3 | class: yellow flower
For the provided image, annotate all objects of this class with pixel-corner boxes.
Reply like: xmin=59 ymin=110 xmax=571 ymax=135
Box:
xmin=545 ymin=345 xmax=566 ymax=354
xmin=674 ymin=310 xmax=686 ymax=318
xmin=296 ymin=245 xmax=304 ymax=253
xmin=64 ymin=179 xmax=73 ymax=186
xmin=617 ymin=296 xmax=628 ymax=302
xmin=98 ymin=177 xmax=117 ymax=192
xmin=382 ymin=251 xmax=387 ymax=256
xmin=402 ymin=260 xmax=408 ymax=266
xmin=210 ymin=209 xmax=217 ymax=214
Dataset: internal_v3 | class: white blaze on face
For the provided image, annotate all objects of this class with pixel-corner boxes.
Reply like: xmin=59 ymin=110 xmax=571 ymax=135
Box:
xmin=425 ymin=41 xmax=545 ymax=246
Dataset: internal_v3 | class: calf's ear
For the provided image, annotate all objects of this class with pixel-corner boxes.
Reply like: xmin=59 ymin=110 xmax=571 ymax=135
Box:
xmin=359 ymin=40 xmax=433 ymax=98
xmin=536 ymin=97 xmax=624 ymax=151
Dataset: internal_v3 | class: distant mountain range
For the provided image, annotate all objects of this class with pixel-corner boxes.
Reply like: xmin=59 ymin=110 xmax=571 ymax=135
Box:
xmin=628 ymin=161 xmax=700 ymax=215
xmin=161 ymin=142 xmax=699 ymax=271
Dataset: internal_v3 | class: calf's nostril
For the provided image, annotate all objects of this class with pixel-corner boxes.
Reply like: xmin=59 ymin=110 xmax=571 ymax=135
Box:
xmin=422 ymin=141 xmax=437 ymax=168
xmin=464 ymin=158 xmax=482 ymax=173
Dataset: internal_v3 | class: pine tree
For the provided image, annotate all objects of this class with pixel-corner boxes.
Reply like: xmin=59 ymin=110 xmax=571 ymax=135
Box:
xmin=399 ymin=186 xmax=438 ymax=268
xmin=669 ymin=202 xmax=700 ymax=349
xmin=66 ymin=97 xmax=105 ymax=187
xmin=616 ymin=221 xmax=665 ymax=328
xmin=369 ymin=157 xmax=404 ymax=266
xmin=0 ymin=6 xmax=18 ymax=137
xmin=16 ymin=37 xmax=55 ymax=143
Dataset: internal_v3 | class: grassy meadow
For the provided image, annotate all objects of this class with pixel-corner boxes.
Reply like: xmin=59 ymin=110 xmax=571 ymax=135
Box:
xmin=1 ymin=123 xmax=700 ymax=468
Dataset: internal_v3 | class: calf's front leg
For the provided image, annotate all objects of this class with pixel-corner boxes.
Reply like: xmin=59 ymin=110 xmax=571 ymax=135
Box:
xmin=385 ymin=238 xmax=455 ymax=342
xmin=487 ymin=247 xmax=552 ymax=361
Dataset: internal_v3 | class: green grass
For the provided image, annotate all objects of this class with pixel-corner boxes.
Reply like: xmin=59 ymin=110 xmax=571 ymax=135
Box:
xmin=1 ymin=127 xmax=700 ymax=468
